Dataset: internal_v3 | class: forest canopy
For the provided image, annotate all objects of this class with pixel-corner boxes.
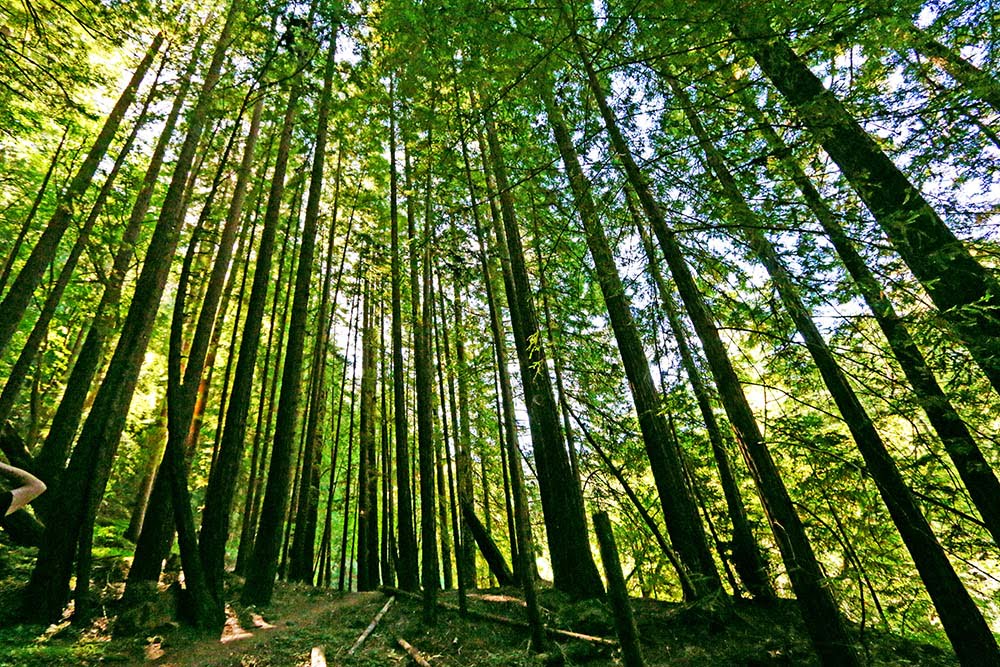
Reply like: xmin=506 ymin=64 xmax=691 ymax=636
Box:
xmin=0 ymin=0 xmax=998 ymax=664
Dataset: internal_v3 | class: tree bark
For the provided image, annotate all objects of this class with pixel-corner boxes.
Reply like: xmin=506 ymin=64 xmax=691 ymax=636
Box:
xmin=483 ymin=109 xmax=604 ymax=601
xmin=544 ymin=86 xmax=722 ymax=599
xmin=415 ymin=107 xmax=439 ymax=623
xmin=285 ymin=31 xmax=340 ymax=585
xmin=24 ymin=10 xmax=233 ymax=625
xmin=357 ymin=278 xmax=380 ymax=590
xmin=31 ymin=29 xmax=205 ymax=499
xmin=593 ymin=511 xmax=645 ymax=667
xmin=578 ymin=47 xmax=859 ymax=665
xmin=726 ymin=1 xmax=1000 ymax=395
xmin=242 ymin=51 xmax=326 ymax=600
xmin=671 ymin=71 xmax=999 ymax=664
xmin=0 ymin=32 xmax=163 ymax=356
xmin=389 ymin=78 xmax=419 ymax=592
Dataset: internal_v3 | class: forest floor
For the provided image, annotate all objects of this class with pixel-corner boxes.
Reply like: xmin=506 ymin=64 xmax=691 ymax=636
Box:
xmin=0 ymin=538 xmax=959 ymax=666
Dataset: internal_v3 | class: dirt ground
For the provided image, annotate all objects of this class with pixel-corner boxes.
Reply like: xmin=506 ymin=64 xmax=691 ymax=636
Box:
xmin=0 ymin=538 xmax=960 ymax=667
xmin=0 ymin=575 xmax=961 ymax=666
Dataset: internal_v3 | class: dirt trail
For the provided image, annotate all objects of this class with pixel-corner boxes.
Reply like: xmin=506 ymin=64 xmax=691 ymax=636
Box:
xmin=146 ymin=590 xmax=385 ymax=667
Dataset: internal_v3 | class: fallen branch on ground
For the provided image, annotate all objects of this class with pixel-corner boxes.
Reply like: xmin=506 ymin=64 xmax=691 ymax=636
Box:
xmin=348 ymin=596 xmax=395 ymax=654
xmin=397 ymin=637 xmax=432 ymax=666
xmin=379 ymin=586 xmax=617 ymax=646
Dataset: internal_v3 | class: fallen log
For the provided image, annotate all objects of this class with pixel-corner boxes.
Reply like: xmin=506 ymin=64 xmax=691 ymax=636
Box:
xmin=348 ymin=596 xmax=395 ymax=654
xmin=397 ymin=637 xmax=432 ymax=666
xmin=379 ymin=586 xmax=617 ymax=647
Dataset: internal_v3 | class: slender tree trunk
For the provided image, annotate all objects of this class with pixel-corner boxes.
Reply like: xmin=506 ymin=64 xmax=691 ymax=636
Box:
xmin=24 ymin=11 xmax=233 ymax=625
xmin=525 ymin=196 xmax=582 ymax=492
xmin=461 ymin=112 xmax=529 ymax=583
xmin=338 ymin=297 xmax=362 ymax=591
xmin=159 ymin=85 xmax=265 ymax=628
xmin=578 ymin=47 xmax=859 ymax=665
xmin=201 ymin=71 xmax=303 ymax=605
xmin=318 ymin=296 xmax=356 ymax=586
xmin=415 ymin=108 xmax=439 ymax=623
xmin=0 ymin=32 xmax=163 ymax=356
xmin=380 ymin=296 xmax=397 ymax=587
xmin=437 ymin=274 xmax=468 ymax=608
xmin=482 ymin=109 xmax=604 ymax=600
xmin=31 ymin=27 xmax=205 ymax=513
xmin=242 ymin=58 xmax=326 ymax=597
xmin=725 ymin=3 xmax=1000 ymax=394
xmin=461 ymin=102 xmax=545 ymax=646
xmin=233 ymin=153 xmax=293 ymax=576
xmin=283 ymin=31 xmax=339 ymax=584
xmin=431 ymin=277 xmax=454 ymax=591
xmin=493 ymin=356 xmax=519 ymax=579
xmin=627 ymin=192 xmax=773 ymax=601
xmin=389 ymin=78 xmax=419 ymax=592
xmin=672 ymin=71 xmax=1000 ymax=664
xmin=0 ymin=126 xmax=68 ymax=297
xmin=450 ymin=278 xmax=477 ymax=590
xmin=357 ymin=278 xmax=380 ymax=590
xmin=544 ymin=86 xmax=721 ymax=599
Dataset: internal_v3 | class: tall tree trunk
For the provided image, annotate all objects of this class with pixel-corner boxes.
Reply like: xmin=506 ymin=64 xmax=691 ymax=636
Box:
xmin=482 ymin=109 xmax=604 ymax=600
xmin=577 ymin=46 xmax=859 ymax=666
xmin=31 ymin=30 xmax=205 ymax=501
xmin=356 ymin=278 xmax=380 ymax=590
xmin=431 ymin=276 xmax=454 ymax=591
xmin=437 ymin=272 xmax=470 ymax=605
xmin=24 ymin=10 xmax=234 ymax=625
xmin=242 ymin=44 xmax=327 ymax=600
xmin=544 ymin=86 xmax=722 ymax=599
xmin=450 ymin=277 xmax=476 ymax=590
xmin=415 ymin=108 xmax=439 ymax=623
xmin=462 ymin=101 xmax=546 ymax=646
xmin=628 ymin=193 xmax=773 ymax=601
xmin=284 ymin=31 xmax=339 ymax=584
xmin=734 ymin=81 xmax=1000 ymax=551
xmin=725 ymin=2 xmax=1000 ymax=395
xmin=203 ymin=70 xmax=303 ymax=605
xmin=312 ymin=185 xmax=359 ymax=586
xmin=318 ymin=294 xmax=356 ymax=586
xmin=233 ymin=158 xmax=295 ymax=576
xmin=462 ymin=110 xmax=529 ymax=583
xmin=389 ymin=78 xmax=419 ymax=592
xmin=0 ymin=32 xmax=163 ymax=356
xmin=337 ymin=296 xmax=362 ymax=591
xmin=157 ymin=84 xmax=265 ymax=628
xmin=671 ymin=71 xmax=1000 ymax=664
xmin=525 ymin=198 xmax=582 ymax=493
xmin=380 ymin=296 xmax=397 ymax=587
